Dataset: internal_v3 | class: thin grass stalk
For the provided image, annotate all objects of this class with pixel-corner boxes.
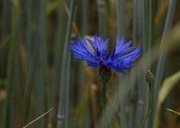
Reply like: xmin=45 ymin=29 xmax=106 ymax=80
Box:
xmin=132 ymin=1 xmax=143 ymax=128
xmin=138 ymin=0 xmax=148 ymax=56
xmin=132 ymin=0 xmax=137 ymax=127
xmin=116 ymin=0 xmax=125 ymax=38
xmin=0 ymin=0 xmax=11 ymax=76
xmin=1 ymin=0 xmax=11 ymax=35
xmin=0 ymin=0 xmax=11 ymax=128
xmin=132 ymin=0 xmax=138 ymax=45
xmin=5 ymin=1 xmax=19 ymax=127
xmin=57 ymin=0 xmax=76 ymax=128
xmin=141 ymin=85 xmax=152 ymax=128
xmin=51 ymin=2 xmax=67 ymax=127
xmin=133 ymin=0 xmax=154 ymax=127
xmin=129 ymin=74 xmax=135 ymax=128
xmin=153 ymin=0 xmax=176 ymax=125
xmin=64 ymin=52 xmax=71 ymax=128
xmin=24 ymin=0 xmax=32 ymax=61
xmin=148 ymin=0 xmax=155 ymax=68
xmin=104 ymin=0 xmax=111 ymax=37
xmin=147 ymin=0 xmax=155 ymax=127
xmin=97 ymin=0 xmax=105 ymax=35
xmin=11 ymin=2 xmax=28 ymax=125
xmin=35 ymin=0 xmax=48 ymax=127
xmin=31 ymin=0 xmax=42 ymax=101
xmin=116 ymin=1 xmax=127 ymax=127
xmin=13 ymin=23 xmax=24 ymax=128
xmin=132 ymin=0 xmax=154 ymax=127
xmin=23 ymin=1 xmax=48 ymax=126
xmin=120 ymin=75 xmax=128 ymax=128
xmin=141 ymin=70 xmax=154 ymax=128
xmin=80 ymin=0 xmax=89 ymax=127
xmin=135 ymin=79 xmax=147 ymax=128
xmin=81 ymin=0 xmax=89 ymax=35
xmin=140 ymin=0 xmax=148 ymax=51
xmin=23 ymin=0 xmax=32 ymax=115
xmin=23 ymin=0 xmax=38 ymax=125
xmin=100 ymin=80 xmax=110 ymax=128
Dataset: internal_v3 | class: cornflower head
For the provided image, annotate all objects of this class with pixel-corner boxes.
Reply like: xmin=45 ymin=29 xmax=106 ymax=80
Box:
xmin=70 ymin=34 xmax=141 ymax=83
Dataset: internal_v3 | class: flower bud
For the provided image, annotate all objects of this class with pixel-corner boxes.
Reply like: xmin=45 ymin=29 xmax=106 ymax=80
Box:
xmin=146 ymin=70 xmax=154 ymax=86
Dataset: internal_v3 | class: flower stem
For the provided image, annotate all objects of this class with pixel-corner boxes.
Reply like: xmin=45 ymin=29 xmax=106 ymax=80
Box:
xmin=101 ymin=83 xmax=110 ymax=128
xmin=141 ymin=84 xmax=152 ymax=128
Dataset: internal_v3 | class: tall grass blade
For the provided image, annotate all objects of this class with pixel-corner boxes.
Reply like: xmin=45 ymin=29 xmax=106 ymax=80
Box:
xmin=147 ymin=0 xmax=155 ymax=127
xmin=116 ymin=0 xmax=125 ymax=38
xmin=132 ymin=0 xmax=149 ymax=127
xmin=51 ymin=2 xmax=68 ymax=127
xmin=116 ymin=1 xmax=127 ymax=127
xmin=5 ymin=1 xmax=19 ymax=127
xmin=153 ymin=0 xmax=177 ymax=122
xmin=81 ymin=0 xmax=89 ymax=35
xmin=97 ymin=0 xmax=105 ymax=35
xmin=0 ymin=0 xmax=11 ymax=128
xmin=57 ymin=0 xmax=76 ymax=128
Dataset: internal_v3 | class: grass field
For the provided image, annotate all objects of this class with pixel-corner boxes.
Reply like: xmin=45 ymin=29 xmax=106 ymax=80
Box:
xmin=0 ymin=0 xmax=180 ymax=128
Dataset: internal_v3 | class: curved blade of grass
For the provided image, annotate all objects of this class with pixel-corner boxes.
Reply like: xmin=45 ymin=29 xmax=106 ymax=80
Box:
xmin=153 ymin=71 xmax=180 ymax=128
xmin=23 ymin=108 xmax=54 ymax=128
xmin=166 ymin=108 xmax=180 ymax=116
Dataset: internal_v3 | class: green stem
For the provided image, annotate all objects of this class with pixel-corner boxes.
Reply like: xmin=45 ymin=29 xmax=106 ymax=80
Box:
xmin=101 ymin=83 xmax=110 ymax=128
xmin=141 ymin=85 xmax=152 ymax=128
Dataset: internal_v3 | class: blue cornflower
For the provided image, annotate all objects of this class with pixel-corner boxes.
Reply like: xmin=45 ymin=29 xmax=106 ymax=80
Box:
xmin=70 ymin=34 xmax=141 ymax=74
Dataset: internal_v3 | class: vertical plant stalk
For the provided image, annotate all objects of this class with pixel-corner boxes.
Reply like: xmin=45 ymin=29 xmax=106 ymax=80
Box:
xmin=101 ymin=83 xmax=110 ymax=128
xmin=148 ymin=0 xmax=155 ymax=68
xmin=116 ymin=0 xmax=125 ymax=37
xmin=5 ymin=1 xmax=19 ymax=127
xmin=98 ymin=65 xmax=112 ymax=128
xmin=141 ymin=70 xmax=154 ymax=128
xmin=81 ymin=0 xmax=88 ymax=35
xmin=97 ymin=0 xmax=105 ymax=35
xmin=146 ymin=0 xmax=155 ymax=127
xmin=57 ymin=0 xmax=76 ymax=128
xmin=141 ymin=85 xmax=152 ymax=128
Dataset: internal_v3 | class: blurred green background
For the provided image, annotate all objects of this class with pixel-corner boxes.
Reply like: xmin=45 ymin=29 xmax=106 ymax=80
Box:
xmin=0 ymin=0 xmax=180 ymax=128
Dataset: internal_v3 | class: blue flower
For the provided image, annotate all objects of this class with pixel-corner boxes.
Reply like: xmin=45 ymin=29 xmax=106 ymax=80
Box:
xmin=70 ymin=34 xmax=141 ymax=74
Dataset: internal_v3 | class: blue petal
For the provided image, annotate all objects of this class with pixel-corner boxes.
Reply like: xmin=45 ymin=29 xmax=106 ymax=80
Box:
xmin=117 ymin=45 xmax=141 ymax=62
xmin=115 ymin=38 xmax=135 ymax=55
xmin=87 ymin=34 xmax=109 ymax=53
xmin=104 ymin=45 xmax=141 ymax=73
xmin=115 ymin=37 xmax=125 ymax=54
xmin=70 ymin=38 xmax=99 ymax=68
